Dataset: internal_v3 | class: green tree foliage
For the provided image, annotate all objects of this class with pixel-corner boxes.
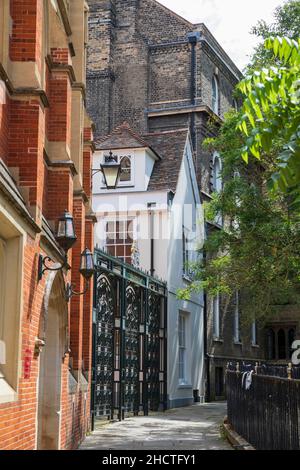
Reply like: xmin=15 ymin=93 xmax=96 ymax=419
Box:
xmin=238 ymin=37 xmax=300 ymax=199
xmin=248 ymin=0 xmax=300 ymax=71
xmin=178 ymin=112 xmax=300 ymax=325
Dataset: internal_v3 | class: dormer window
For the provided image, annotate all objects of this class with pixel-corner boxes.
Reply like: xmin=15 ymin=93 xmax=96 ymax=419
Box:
xmin=212 ymin=75 xmax=219 ymax=115
xmin=103 ymin=153 xmax=134 ymax=187
xmin=119 ymin=156 xmax=131 ymax=183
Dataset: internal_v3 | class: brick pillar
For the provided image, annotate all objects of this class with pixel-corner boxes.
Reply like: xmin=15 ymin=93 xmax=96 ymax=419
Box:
xmin=47 ymin=48 xmax=72 ymax=160
xmin=46 ymin=167 xmax=74 ymax=224
xmin=70 ymin=197 xmax=86 ymax=372
xmin=48 ymin=71 xmax=72 ymax=148
xmin=83 ymin=126 xmax=93 ymax=198
xmin=9 ymin=0 xmax=43 ymax=71
xmin=7 ymin=99 xmax=45 ymax=221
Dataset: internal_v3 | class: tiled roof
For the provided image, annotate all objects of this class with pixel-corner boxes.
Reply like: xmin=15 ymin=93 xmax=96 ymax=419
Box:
xmin=144 ymin=129 xmax=189 ymax=192
xmin=95 ymin=122 xmax=152 ymax=151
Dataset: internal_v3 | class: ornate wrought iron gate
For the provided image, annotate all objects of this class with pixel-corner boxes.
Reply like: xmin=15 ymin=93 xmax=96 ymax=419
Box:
xmin=91 ymin=249 xmax=167 ymax=425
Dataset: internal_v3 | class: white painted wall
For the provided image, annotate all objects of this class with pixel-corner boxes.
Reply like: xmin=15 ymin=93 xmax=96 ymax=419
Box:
xmin=93 ymin=148 xmax=157 ymax=195
xmin=166 ymin=138 xmax=205 ymax=406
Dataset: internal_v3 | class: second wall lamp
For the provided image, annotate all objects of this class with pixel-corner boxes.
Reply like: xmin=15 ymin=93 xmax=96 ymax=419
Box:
xmin=38 ymin=211 xmax=95 ymax=302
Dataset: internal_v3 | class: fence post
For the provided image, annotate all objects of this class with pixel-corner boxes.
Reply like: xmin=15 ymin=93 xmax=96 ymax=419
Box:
xmin=236 ymin=362 xmax=240 ymax=373
xmin=255 ymin=362 xmax=259 ymax=374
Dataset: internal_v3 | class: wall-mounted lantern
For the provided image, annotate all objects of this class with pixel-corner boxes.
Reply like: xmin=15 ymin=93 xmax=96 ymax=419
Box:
xmin=65 ymin=248 xmax=95 ymax=301
xmin=38 ymin=213 xmax=95 ymax=302
xmin=92 ymin=150 xmax=121 ymax=190
xmin=38 ymin=210 xmax=77 ymax=281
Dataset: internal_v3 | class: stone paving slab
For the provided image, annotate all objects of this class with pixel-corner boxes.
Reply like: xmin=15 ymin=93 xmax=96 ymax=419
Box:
xmin=80 ymin=402 xmax=232 ymax=450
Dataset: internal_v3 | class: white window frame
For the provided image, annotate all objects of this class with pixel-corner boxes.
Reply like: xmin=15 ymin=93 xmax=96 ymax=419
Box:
xmin=178 ymin=314 xmax=187 ymax=385
xmin=212 ymin=152 xmax=222 ymax=194
xmin=212 ymin=75 xmax=219 ymax=115
xmin=234 ymin=292 xmax=241 ymax=343
xmin=104 ymin=216 xmax=137 ymax=263
xmin=212 ymin=152 xmax=223 ymax=226
xmin=182 ymin=226 xmax=192 ymax=279
xmin=213 ymin=294 xmax=220 ymax=340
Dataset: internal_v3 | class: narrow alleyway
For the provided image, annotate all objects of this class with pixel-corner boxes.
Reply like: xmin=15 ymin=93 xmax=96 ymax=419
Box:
xmin=80 ymin=402 xmax=232 ymax=450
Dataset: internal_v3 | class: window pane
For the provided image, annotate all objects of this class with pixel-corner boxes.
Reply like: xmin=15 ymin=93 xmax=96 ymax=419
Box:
xmin=278 ymin=329 xmax=286 ymax=359
xmin=120 ymin=156 xmax=131 ymax=182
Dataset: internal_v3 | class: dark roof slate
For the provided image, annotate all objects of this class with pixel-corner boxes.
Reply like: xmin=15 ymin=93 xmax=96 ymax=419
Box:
xmin=144 ymin=129 xmax=189 ymax=192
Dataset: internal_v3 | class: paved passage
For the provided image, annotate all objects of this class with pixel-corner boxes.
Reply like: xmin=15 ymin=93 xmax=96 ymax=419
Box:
xmin=80 ymin=402 xmax=232 ymax=450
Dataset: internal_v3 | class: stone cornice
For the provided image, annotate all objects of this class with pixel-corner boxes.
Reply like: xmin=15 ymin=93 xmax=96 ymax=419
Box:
xmin=0 ymin=63 xmax=50 ymax=108
xmin=46 ymin=55 xmax=76 ymax=83
xmin=43 ymin=152 xmax=78 ymax=177
xmin=73 ymin=189 xmax=89 ymax=204
xmin=147 ymin=104 xmax=223 ymax=124
xmin=0 ymin=158 xmax=41 ymax=234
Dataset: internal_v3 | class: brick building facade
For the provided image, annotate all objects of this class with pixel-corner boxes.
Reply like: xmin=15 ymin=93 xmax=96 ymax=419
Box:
xmin=0 ymin=0 xmax=94 ymax=449
xmin=86 ymin=0 xmax=272 ymax=402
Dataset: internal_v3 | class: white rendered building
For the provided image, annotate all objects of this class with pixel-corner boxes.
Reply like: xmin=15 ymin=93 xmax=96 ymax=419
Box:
xmin=92 ymin=123 xmax=205 ymax=407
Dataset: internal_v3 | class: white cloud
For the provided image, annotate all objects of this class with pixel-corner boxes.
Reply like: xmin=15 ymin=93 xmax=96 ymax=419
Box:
xmin=158 ymin=0 xmax=284 ymax=71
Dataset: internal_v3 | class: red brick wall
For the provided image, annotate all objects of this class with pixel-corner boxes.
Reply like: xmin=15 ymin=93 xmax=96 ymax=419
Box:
xmin=46 ymin=168 xmax=74 ymax=222
xmin=9 ymin=0 xmax=43 ymax=72
xmin=0 ymin=0 xmax=95 ymax=450
xmin=48 ymin=71 xmax=72 ymax=145
xmin=7 ymin=99 xmax=45 ymax=212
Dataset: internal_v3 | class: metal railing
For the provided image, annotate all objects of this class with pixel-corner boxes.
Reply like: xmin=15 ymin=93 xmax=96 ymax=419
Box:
xmin=226 ymin=364 xmax=300 ymax=450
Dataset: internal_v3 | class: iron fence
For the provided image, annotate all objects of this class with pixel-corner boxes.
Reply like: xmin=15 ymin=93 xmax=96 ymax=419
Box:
xmin=227 ymin=361 xmax=300 ymax=379
xmin=91 ymin=249 xmax=167 ymax=426
xmin=226 ymin=369 xmax=300 ymax=450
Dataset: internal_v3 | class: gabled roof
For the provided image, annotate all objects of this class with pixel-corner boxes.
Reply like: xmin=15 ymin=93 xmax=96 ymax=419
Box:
xmin=144 ymin=129 xmax=189 ymax=192
xmin=94 ymin=124 xmax=190 ymax=194
xmin=95 ymin=122 xmax=154 ymax=152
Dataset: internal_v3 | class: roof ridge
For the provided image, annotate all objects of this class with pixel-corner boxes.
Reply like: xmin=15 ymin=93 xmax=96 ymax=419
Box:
xmin=95 ymin=122 xmax=149 ymax=148
xmin=149 ymin=0 xmax=194 ymax=28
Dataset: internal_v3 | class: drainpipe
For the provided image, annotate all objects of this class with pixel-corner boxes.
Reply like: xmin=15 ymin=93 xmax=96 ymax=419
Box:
xmin=203 ymin=228 xmax=210 ymax=402
xmin=148 ymin=203 xmax=156 ymax=277
xmin=187 ymin=32 xmax=201 ymax=153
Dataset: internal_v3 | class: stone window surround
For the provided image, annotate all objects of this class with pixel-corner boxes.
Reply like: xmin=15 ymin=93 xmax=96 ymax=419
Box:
xmin=0 ymin=203 xmax=25 ymax=404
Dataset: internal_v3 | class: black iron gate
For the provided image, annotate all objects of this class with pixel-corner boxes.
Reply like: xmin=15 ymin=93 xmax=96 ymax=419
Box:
xmin=91 ymin=249 xmax=167 ymax=425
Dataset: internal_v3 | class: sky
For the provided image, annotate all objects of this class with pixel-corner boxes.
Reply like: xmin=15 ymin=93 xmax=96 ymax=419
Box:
xmin=159 ymin=0 xmax=284 ymax=71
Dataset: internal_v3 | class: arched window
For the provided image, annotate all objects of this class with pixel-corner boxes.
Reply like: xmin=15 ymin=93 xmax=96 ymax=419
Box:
xmin=212 ymin=153 xmax=222 ymax=193
xmin=103 ymin=153 xmax=133 ymax=187
xmin=212 ymin=75 xmax=219 ymax=115
xmin=119 ymin=156 xmax=131 ymax=183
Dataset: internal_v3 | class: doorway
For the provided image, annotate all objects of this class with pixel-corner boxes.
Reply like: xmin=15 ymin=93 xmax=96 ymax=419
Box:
xmin=37 ymin=272 xmax=67 ymax=450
